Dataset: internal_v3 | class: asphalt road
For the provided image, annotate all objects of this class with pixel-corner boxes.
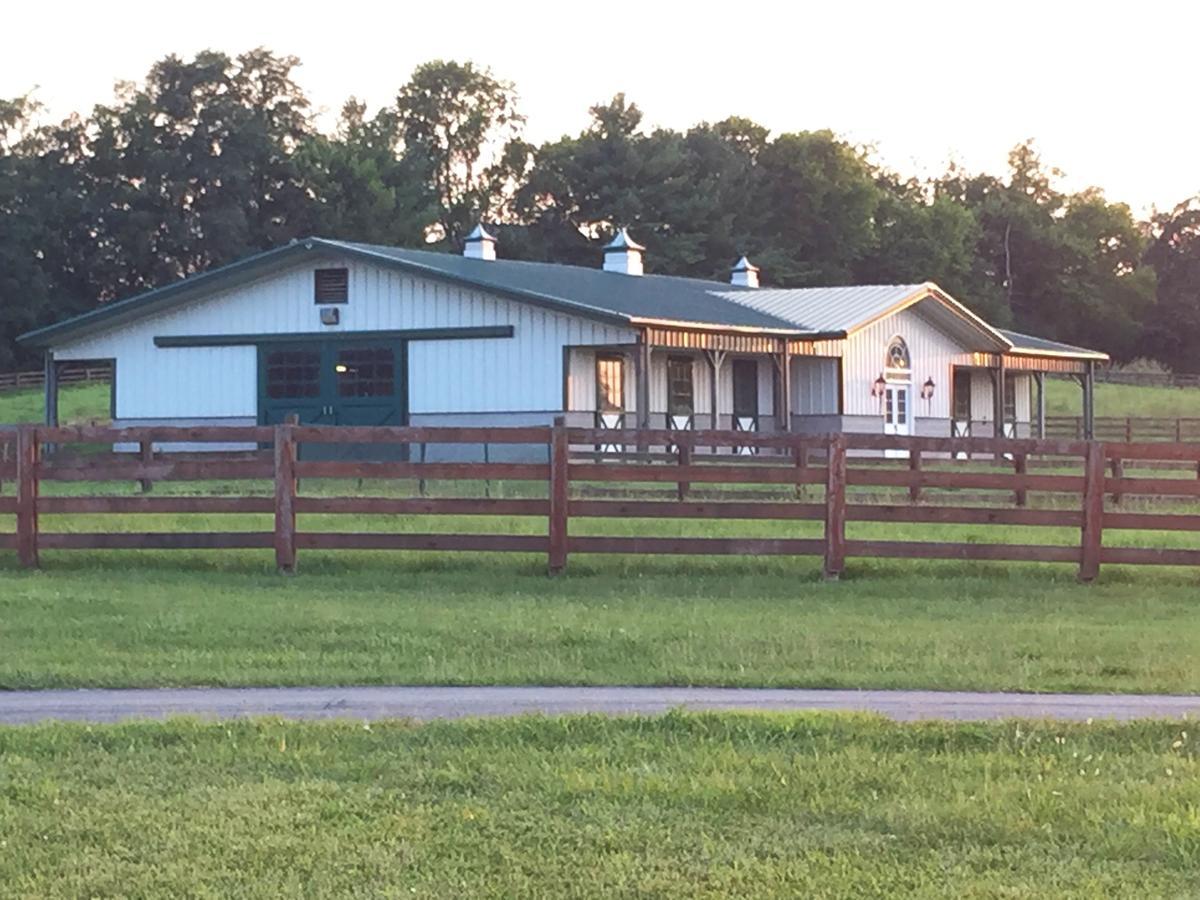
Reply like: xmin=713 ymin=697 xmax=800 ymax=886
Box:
xmin=1 ymin=685 xmax=1198 ymax=725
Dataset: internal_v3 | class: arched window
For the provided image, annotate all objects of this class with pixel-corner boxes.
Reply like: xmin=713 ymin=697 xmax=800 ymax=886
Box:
xmin=885 ymin=336 xmax=910 ymax=372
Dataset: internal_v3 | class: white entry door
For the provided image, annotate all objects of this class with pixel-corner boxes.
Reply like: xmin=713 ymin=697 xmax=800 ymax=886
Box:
xmin=884 ymin=383 xmax=911 ymax=456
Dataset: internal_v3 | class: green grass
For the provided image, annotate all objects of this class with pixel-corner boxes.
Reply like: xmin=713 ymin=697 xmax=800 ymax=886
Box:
xmin=0 ymin=381 xmax=110 ymax=426
xmin=2 ymin=713 xmax=1198 ymax=897
xmin=2 ymin=544 xmax=1199 ymax=692
xmin=1046 ymin=377 xmax=1200 ymax=418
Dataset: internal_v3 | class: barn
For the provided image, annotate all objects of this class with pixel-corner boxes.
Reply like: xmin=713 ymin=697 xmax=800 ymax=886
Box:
xmin=20 ymin=227 xmax=1107 ymax=453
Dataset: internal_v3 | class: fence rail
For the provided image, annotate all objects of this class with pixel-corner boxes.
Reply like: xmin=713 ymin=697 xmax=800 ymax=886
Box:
xmin=1045 ymin=416 xmax=1200 ymax=443
xmin=1094 ymin=370 xmax=1200 ymax=389
xmin=0 ymin=363 xmax=112 ymax=393
xmin=3 ymin=421 xmax=1200 ymax=580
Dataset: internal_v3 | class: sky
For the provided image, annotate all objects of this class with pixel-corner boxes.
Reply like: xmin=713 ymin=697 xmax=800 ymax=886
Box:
xmin=4 ymin=0 xmax=1196 ymax=215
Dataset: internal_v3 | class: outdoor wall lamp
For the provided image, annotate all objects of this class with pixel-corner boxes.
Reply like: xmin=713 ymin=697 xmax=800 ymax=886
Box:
xmin=921 ymin=377 xmax=936 ymax=401
xmin=871 ymin=374 xmax=887 ymax=399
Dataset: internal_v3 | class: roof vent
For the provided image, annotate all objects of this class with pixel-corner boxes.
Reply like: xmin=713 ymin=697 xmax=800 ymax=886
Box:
xmin=463 ymin=223 xmax=497 ymax=261
xmin=731 ymin=255 xmax=760 ymax=288
xmin=602 ymin=227 xmax=645 ymax=276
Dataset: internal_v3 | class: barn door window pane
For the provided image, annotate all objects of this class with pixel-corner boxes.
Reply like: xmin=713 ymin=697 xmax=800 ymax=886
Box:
xmin=666 ymin=356 xmax=694 ymax=416
xmin=953 ymin=370 xmax=972 ymax=420
xmin=265 ymin=349 xmax=321 ymax=399
xmin=335 ymin=347 xmax=395 ymax=398
xmin=596 ymin=355 xmax=624 ymax=411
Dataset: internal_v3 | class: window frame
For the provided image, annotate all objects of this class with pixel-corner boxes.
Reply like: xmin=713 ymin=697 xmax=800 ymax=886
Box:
xmin=666 ymin=355 xmax=695 ymax=417
xmin=313 ymin=267 xmax=349 ymax=305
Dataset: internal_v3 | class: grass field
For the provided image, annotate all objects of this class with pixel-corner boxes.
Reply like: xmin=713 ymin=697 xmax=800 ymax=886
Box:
xmin=1045 ymin=376 xmax=1200 ymax=418
xmin=1 ymin=713 xmax=1197 ymax=897
xmin=2 ymin=546 xmax=1199 ymax=692
xmin=0 ymin=381 xmax=109 ymax=426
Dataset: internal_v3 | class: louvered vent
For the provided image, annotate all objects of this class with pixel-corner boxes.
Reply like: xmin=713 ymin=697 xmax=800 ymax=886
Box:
xmin=314 ymin=268 xmax=349 ymax=303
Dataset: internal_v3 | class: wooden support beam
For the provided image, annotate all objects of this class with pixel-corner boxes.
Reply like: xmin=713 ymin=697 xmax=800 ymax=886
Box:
xmin=16 ymin=427 xmax=39 ymax=568
xmin=823 ymin=433 xmax=847 ymax=580
xmin=548 ymin=416 xmax=570 ymax=574
xmin=44 ymin=354 xmax=58 ymax=428
xmin=1079 ymin=442 xmax=1105 ymax=583
xmin=1035 ymin=372 xmax=1046 ymax=440
xmin=273 ymin=415 xmax=298 ymax=573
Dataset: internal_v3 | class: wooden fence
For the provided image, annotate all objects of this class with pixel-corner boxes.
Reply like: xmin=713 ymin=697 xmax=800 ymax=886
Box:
xmin=0 ymin=363 xmax=112 ymax=393
xmin=1094 ymin=370 xmax=1200 ymax=389
xmin=3 ymin=421 xmax=1200 ymax=581
xmin=1045 ymin=416 xmax=1200 ymax=443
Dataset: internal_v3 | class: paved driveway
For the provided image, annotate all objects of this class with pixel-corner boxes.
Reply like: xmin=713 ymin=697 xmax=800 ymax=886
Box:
xmin=2 ymin=686 xmax=1198 ymax=725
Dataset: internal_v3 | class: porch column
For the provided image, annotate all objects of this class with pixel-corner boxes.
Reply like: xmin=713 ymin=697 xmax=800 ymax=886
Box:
xmin=991 ymin=361 xmax=1006 ymax=440
xmin=43 ymin=353 xmax=59 ymax=427
xmin=635 ymin=337 xmax=651 ymax=451
xmin=1083 ymin=361 xmax=1095 ymax=440
xmin=705 ymin=350 xmax=726 ymax=452
xmin=775 ymin=340 xmax=792 ymax=432
xmin=1035 ymin=371 xmax=1046 ymax=439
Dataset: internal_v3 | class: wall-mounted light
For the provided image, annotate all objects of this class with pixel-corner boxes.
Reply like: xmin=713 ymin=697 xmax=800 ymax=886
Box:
xmin=871 ymin=374 xmax=887 ymax=399
xmin=921 ymin=377 xmax=936 ymax=401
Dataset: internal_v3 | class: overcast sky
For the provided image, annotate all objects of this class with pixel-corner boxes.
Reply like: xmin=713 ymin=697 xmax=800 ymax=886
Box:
xmin=5 ymin=0 xmax=1195 ymax=215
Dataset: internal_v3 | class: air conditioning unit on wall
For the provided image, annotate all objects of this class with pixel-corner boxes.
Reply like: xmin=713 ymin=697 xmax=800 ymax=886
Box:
xmin=319 ymin=307 xmax=340 ymax=326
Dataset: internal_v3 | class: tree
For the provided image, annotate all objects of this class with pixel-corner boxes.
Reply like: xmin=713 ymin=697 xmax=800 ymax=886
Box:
xmin=296 ymin=100 xmax=437 ymax=247
xmin=751 ymin=131 xmax=882 ymax=285
xmin=394 ymin=61 xmax=527 ymax=244
xmin=1143 ymin=198 xmax=1200 ymax=371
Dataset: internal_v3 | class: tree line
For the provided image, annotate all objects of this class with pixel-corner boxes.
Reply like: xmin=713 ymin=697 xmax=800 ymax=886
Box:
xmin=1 ymin=49 xmax=1196 ymax=370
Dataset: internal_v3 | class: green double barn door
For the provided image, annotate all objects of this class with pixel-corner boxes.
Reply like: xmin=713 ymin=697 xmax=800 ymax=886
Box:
xmin=258 ymin=339 xmax=407 ymax=457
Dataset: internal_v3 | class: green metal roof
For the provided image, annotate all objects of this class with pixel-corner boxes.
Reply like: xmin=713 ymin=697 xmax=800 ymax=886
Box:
xmin=999 ymin=329 xmax=1110 ymax=361
xmin=20 ymin=237 xmax=807 ymax=349
xmin=17 ymin=236 xmax=1108 ymax=365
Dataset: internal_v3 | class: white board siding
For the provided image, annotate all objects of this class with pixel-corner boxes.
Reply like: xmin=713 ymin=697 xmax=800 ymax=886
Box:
xmin=52 ymin=258 xmax=634 ymax=420
xmin=968 ymin=371 xmax=1032 ymax=424
xmin=842 ymin=305 xmax=973 ymax=420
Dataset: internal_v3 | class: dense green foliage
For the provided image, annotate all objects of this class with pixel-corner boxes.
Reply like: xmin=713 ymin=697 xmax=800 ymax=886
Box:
xmin=1 ymin=548 xmax=1199 ymax=692
xmin=2 ymin=714 xmax=1198 ymax=897
xmin=0 ymin=50 xmax=1193 ymax=370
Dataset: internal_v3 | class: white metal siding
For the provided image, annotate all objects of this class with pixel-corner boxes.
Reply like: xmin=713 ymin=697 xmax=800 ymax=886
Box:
xmin=842 ymin=305 xmax=973 ymax=419
xmin=53 ymin=258 xmax=635 ymax=420
xmin=791 ymin=357 xmax=839 ymax=415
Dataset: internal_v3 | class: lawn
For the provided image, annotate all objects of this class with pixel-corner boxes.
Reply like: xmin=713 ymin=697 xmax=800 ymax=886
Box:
xmin=2 ymin=546 xmax=1199 ymax=693
xmin=1045 ymin=376 xmax=1200 ymax=418
xmin=0 ymin=381 xmax=110 ymax=426
xmin=1 ymin=713 xmax=1197 ymax=897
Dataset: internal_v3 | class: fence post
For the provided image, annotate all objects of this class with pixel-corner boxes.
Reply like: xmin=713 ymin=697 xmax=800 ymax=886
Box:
xmin=1013 ymin=452 xmax=1027 ymax=507
xmin=548 ymin=416 xmax=570 ymax=574
xmin=16 ymin=426 xmax=40 ymax=569
xmin=908 ymin=448 xmax=922 ymax=504
xmin=138 ymin=439 xmax=154 ymax=493
xmin=273 ymin=416 xmax=298 ymax=574
xmin=1079 ymin=442 xmax=1105 ymax=583
xmin=1125 ymin=417 xmax=1133 ymax=444
xmin=676 ymin=431 xmax=691 ymax=501
xmin=823 ymin=433 xmax=847 ymax=581
xmin=794 ymin=437 xmax=808 ymax=500
xmin=1110 ymin=457 xmax=1124 ymax=506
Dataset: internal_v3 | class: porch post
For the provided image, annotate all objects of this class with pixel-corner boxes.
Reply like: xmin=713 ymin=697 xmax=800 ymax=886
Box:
xmin=44 ymin=353 xmax=59 ymax=427
xmin=1083 ymin=361 xmax=1096 ymax=440
xmin=992 ymin=360 xmax=1006 ymax=440
xmin=1035 ymin=371 xmax=1046 ymax=440
xmin=706 ymin=350 xmax=726 ymax=452
xmin=777 ymin=339 xmax=792 ymax=433
xmin=635 ymin=335 xmax=651 ymax=452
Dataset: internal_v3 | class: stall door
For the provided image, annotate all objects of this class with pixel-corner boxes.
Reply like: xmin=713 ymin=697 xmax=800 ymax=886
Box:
xmin=732 ymin=359 xmax=759 ymax=455
xmin=666 ymin=356 xmax=695 ymax=431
